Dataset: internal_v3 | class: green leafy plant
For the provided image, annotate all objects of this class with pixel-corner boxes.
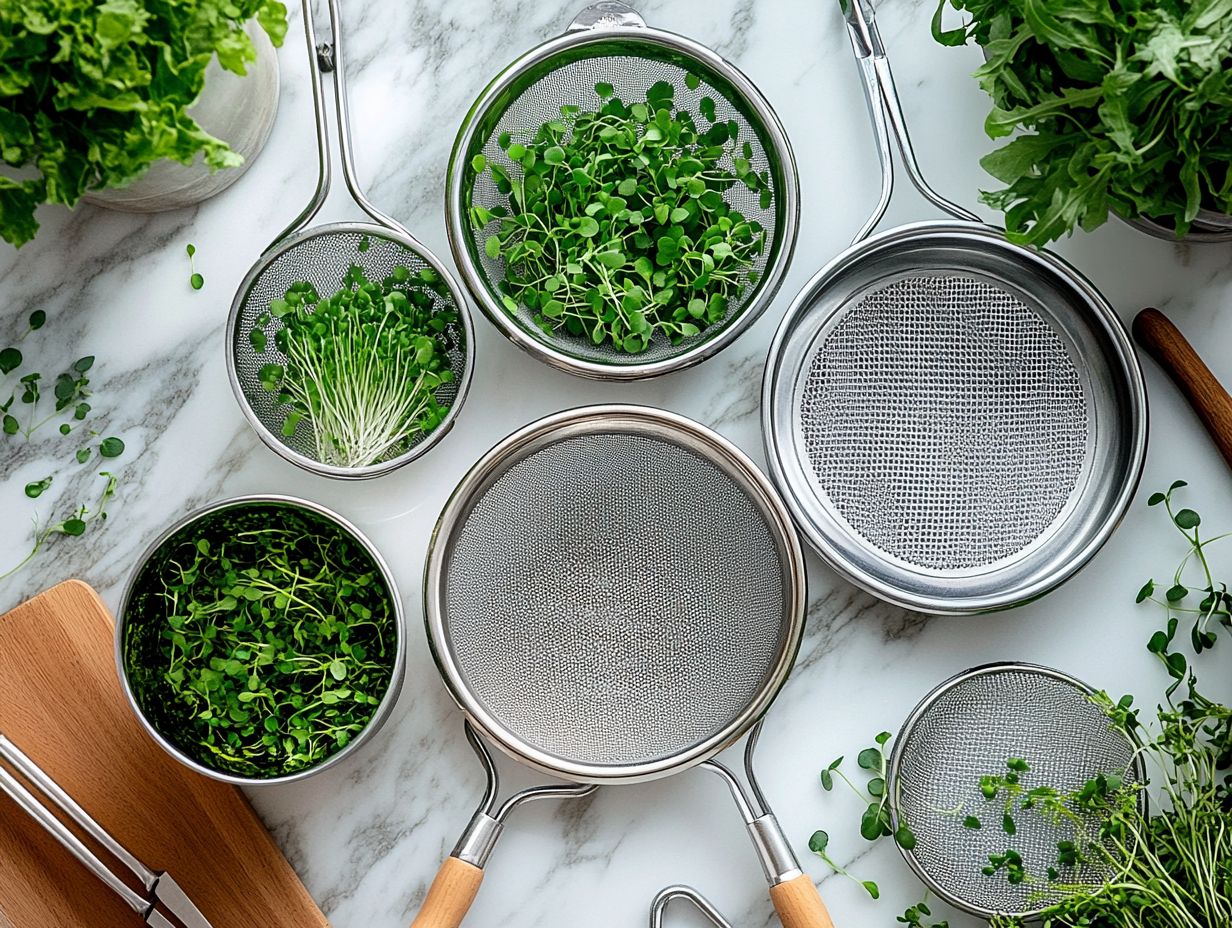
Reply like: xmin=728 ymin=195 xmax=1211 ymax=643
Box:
xmin=1 ymin=309 xmax=127 ymax=581
xmin=470 ymin=79 xmax=770 ymax=354
xmin=0 ymin=471 xmax=119 ymax=581
xmin=822 ymin=482 xmax=1232 ymax=927
xmin=252 ymin=257 xmax=459 ymax=468
xmin=810 ymin=731 xmax=916 ymax=900
xmin=121 ymin=505 xmax=397 ymax=778
xmin=0 ymin=0 xmax=289 ymax=247
xmin=932 ymin=0 xmax=1232 ymax=245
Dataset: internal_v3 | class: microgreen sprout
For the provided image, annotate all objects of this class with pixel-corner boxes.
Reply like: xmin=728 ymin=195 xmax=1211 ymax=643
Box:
xmin=471 ymin=79 xmax=771 ymax=354
xmin=122 ymin=505 xmax=396 ymax=778
xmin=0 ymin=472 xmax=118 ymax=581
xmin=186 ymin=243 xmax=204 ymax=290
xmin=252 ymin=257 xmax=458 ymax=468
xmin=812 ymin=731 xmax=916 ymax=900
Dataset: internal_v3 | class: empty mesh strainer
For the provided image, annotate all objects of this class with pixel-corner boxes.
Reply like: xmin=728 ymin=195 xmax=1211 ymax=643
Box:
xmin=888 ymin=663 xmax=1143 ymax=920
xmin=413 ymin=406 xmax=834 ymax=928
xmin=445 ymin=2 xmax=799 ymax=380
xmin=226 ymin=0 xmax=473 ymax=479
xmin=761 ymin=0 xmax=1146 ymax=612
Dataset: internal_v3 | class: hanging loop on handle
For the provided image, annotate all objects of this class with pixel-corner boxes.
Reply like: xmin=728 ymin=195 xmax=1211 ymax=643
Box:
xmin=649 ymin=886 xmax=735 ymax=928
xmin=268 ymin=0 xmax=412 ymax=251
xmin=843 ymin=0 xmax=979 ymax=242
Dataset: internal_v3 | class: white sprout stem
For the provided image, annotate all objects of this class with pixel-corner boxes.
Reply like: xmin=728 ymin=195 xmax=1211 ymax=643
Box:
xmin=280 ymin=307 xmax=436 ymax=468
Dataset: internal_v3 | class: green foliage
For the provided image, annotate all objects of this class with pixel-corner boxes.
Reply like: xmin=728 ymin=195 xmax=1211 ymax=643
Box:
xmin=0 ymin=309 xmax=126 ymax=581
xmin=933 ymin=0 xmax=1232 ymax=244
xmin=186 ymin=243 xmax=204 ymax=289
xmin=0 ymin=0 xmax=289 ymax=246
xmin=978 ymin=482 xmax=1232 ymax=926
xmin=812 ymin=731 xmax=916 ymax=901
xmin=122 ymin=505 xmax=396 ymax=778
xmin=470 ymin=79 xmax=771 ymax=354
xmin=252 ymin=255 xmax=459 ymax=468
xmin=0 ymin=471 xmax=119 ymax=581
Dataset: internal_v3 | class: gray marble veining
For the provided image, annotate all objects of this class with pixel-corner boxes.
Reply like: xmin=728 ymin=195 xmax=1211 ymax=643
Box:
xmin=3 ymin=1 xmax=1232 ymax=926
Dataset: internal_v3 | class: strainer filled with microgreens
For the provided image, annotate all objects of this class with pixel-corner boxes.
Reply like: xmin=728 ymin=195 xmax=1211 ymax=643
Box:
xmin=446 ymin=1 xmax=799 ymax=381
xmin=227 ymin=0 xmax=473 ymax=479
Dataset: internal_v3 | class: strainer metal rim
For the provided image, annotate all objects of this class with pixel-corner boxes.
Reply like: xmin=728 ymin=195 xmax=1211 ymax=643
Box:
xmin=445 ymin=16 xmax=801 ymax=381
xmin=225 ymin=220 xmax=477 ymax=480
xmin=761 ymin=219 xmax=1148 ymax=615
xmin=115 ymin=493 xmax=407 ymax=787
xmin=423 ymin=403 xmax=807 ymax=784
xmin=885 ymin=661 xmax=1145 ymax=920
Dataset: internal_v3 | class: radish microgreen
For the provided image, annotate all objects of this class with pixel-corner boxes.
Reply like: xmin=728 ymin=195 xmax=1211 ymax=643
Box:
xmin=186 ymin=243 xmax=204 ymax=290
xmin=470 ymin=79 xmax=771 ymax=353
xmin=252 ymin=256 xmax=459 ymax=468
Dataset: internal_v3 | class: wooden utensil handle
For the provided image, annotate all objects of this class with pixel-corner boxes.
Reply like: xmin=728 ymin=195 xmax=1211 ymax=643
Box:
xmin=409 ymin=857 xmax=483 ymax=928
xmin=1133 ymin=308 xmax=1232 ymax=470
xmin=769 ymin=874 xmax=836 ymax=928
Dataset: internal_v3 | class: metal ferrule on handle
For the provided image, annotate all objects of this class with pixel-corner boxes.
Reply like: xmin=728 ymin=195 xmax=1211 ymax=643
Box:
xmin=0 ymin=736 xmax=154 ymax=917
xmin=700 ymin=723 xmax=835 ymax=926
xmin=843 ymin=0 xmax=979 ymax=237
xmin=408 ymin=723 xmax=595 ymax=928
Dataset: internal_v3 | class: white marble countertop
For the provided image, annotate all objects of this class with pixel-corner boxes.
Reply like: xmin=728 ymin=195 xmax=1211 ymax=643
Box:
xmin=3 ymin=1 xmax=1232 ymax=926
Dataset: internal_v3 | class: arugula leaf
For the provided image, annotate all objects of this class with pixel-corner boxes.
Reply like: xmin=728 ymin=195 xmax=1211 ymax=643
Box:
xmin=0 ymin=0 xmax=288 ymax=246
xmin=934 ymin=0 xmax=1232 ymax=244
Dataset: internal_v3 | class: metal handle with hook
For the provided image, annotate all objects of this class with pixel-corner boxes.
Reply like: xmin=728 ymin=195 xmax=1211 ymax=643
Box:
xmin=843 ymin=0 xmax=979 ymax=242
xmin=268 ymin=0 xmax=410 ymax=251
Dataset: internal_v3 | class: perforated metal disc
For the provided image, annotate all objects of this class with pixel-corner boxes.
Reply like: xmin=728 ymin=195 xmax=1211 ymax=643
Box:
xmin=888 ymin=663 xmax=1142 ymax=919
xmin=763 ymin=222 xmax=1147 ymax=613
xmin=446 ymin=19 xmax=799 ymax=380
xmin=424 ymin=406 xmax=805 ymax=783
xmin=227 ymin=222 xmax=474 ymax=479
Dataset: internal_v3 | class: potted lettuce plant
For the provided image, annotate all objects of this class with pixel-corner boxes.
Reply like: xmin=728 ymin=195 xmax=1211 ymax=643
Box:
xmin=0 ymin=0 xmax=288 ymax=247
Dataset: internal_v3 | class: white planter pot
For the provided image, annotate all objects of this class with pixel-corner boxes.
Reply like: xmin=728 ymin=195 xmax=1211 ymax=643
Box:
xmin=83 ymin=20 xmax=280 ymax=213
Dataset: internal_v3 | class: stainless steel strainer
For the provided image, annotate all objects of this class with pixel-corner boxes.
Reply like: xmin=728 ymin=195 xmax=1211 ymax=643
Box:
xmin=887 ymin=663 xmax=1143 ymax=920
xmin=413 ymin=406 xmax=834 ymax=928
xmin=226 ymin=0 xmax=473 ymax=479
xmin=761 ymin=0 xmax=1146 ymax=613
xmin=445 ymin=2 xmax=799 ymax=380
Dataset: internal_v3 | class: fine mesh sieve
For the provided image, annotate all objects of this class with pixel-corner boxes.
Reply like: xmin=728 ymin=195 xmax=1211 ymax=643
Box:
xmin=761 ymin=0 xmax=1146 ymax=613
xmin=887 ymin=663 xmax=1143 ymax=920
xmin=445 ymin=2 xmax=799 ymax=380
xmin=226 ymin=0 xmax=473 ymax=480
xmin=412 ymin=406 xmax=835 ymax=928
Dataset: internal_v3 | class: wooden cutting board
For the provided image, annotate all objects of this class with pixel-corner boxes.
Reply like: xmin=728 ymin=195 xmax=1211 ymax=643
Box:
xmin=0 ymin=580 xmax=331 ymax=928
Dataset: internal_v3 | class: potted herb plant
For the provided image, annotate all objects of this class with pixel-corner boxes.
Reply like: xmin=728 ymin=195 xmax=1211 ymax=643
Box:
xmin=933 ymin=0 xmax=1232 ymax=245
xmin=0 ymin=0 xmax=289 ymax=247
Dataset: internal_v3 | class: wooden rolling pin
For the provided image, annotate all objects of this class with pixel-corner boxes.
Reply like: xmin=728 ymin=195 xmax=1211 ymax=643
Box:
xmin=1134 ymin=307 xmax=1232 ymax=470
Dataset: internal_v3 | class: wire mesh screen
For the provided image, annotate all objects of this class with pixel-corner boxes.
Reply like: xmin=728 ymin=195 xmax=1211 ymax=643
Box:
xmin=232 ymin=227 xmax=468 ymax=466
xmin=892 ymin=667 xmax=1139 ymax=917
xmin=439 ymin=430 xmax=791 ymax=768
xmin=460 ymin=43 xmax=786 ymax=367
xmin=799 ymin=273 xmax=1090 ymax=571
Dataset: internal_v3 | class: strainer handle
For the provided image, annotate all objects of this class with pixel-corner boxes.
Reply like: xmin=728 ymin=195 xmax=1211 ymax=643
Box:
xmin=1134 ymin=307 xmax=1232 ymax=471
xmin=409 ymin=857 xmax=484 ymax=928
xmin=842 ymin=0 xmax=980 ymax=236
xmin=769 ymin=875 xmax=836 ymax=928
xmin=269 ymin=0 xmax=414 ymax=250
